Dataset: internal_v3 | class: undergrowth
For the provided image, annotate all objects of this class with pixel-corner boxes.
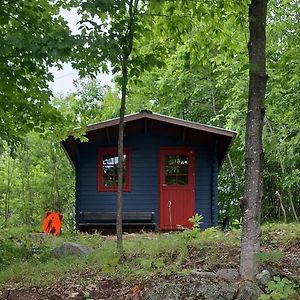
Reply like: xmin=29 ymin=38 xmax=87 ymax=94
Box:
xmin=0 ymin=223 xmax=299 ymax=287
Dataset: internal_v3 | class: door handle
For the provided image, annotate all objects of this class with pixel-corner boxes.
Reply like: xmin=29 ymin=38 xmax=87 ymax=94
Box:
xmin=162 ymin=184 xmax=167 ymax=187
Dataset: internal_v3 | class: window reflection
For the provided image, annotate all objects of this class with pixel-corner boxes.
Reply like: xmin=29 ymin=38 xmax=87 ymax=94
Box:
xmin=102 ymin=154 xmax=127 ymax=187
xmin=165 ymin=155 xmax=189 ymax=185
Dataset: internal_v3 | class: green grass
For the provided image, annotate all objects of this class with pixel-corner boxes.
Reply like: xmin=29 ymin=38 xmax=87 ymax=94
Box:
xmin=261 ymin=222 xmax=300 ymax=246
xmin=0 ymin=223 xmax=299 ymax=287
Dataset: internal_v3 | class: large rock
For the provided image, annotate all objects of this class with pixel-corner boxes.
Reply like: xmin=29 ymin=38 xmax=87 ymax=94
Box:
xmin=186 ymin=279 xmax=237 ymax=300
xmin=190 ymin=270 xmax=218 ymax=279
xmin=236 ymin=281 xmax=263 ymax=300
xmin=51 ymin=242 xmax=92 ymax=257
xmin=144 ymin=278 xmax=238 ymax=300
xmin=216 ymin=269 xmax=240 ymax=282
xmin=256 ymin=270 xmax=271 ymax=286
xmin=144 ymin=282 xmax=183 ymax=300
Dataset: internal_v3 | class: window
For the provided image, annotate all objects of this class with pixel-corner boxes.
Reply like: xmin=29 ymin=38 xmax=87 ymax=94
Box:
xmin=98 ymin=148 xmax=131 ymax=192
xmin=165 ymin=155 xmax=189 ymax=185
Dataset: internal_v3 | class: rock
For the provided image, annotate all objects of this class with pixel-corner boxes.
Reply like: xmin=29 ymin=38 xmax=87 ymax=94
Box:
xmin=144 ymin=278 xmax=238 ymax=300
xmin=216 ymin=269 xmax=240 ymax=282
xmin=263 ymin=266 xmax=279 ymax=277
xmin=51 ymin=242 xmax=92 ymax=257
xmin=190 ymin=270 xmax=218 ymax=279
xmin=144 ymin=282 xmax=183 ymax=300
xmin=256 ymin=270 xmax=271 ymax=286
xmin=236 ymin=281 xmax=263 ymax=300
xmin=186 ymin=279 xmax=237 ymax=300
xmin=291 ymin=257 xmax=300 ymax=267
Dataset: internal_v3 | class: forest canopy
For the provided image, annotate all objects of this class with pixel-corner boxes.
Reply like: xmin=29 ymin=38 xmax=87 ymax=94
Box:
xmin=0 ymin=0 xmax=299 ymax=230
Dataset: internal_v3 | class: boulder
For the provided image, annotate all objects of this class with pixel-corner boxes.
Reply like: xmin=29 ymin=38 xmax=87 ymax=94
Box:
xmin=236 ymin=281 xmax=263 ymax=300
xmin=186 ymin=279 xmax=237 ymax=300
xmin=144 ymin=278 xmax=238 ymax=300
xmin=256 ymin=270 xmax=271 ymax=286
xmin=51 ymin=242 xmax=92 ymax=257
xmin=216 ymin=269 xmax=240 ymax=282
xmin=144 ymin=282 xmax=183 ymax=300
xmin=190 ymin=270 xmax=218 ymax=279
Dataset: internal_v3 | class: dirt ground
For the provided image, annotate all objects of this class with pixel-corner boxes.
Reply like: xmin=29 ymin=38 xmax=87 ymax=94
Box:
xmin=1 ymin=233 xmax=299 ymax=300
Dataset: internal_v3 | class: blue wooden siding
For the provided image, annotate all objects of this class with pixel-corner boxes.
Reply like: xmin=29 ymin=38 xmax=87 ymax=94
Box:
xmin=75 ymin=133 xmax=218 ymax=229
xmin=211 ymin=140 xmax=219 ymax=227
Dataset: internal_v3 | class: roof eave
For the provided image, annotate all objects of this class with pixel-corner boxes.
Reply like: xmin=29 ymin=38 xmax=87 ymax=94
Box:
xmin=84 ymin=111 xmax=236 ymax=139
xmin=60 ymin=141 xmax=75 ymax=169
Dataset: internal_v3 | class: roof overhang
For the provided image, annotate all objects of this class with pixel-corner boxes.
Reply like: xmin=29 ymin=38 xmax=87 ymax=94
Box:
xmin=61 ymin=111 xmax=236 ymax=168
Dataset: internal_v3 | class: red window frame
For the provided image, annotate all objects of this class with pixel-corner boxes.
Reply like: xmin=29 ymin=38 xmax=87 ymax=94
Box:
xmin=97 ymin=148 xmax=131 ymax=192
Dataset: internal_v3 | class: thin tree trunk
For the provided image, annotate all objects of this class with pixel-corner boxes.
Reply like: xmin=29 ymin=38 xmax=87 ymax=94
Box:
xmin=116 ymin=0 xmax=138 ymax=252
xmin=210 ymin=73 xmax=240 ymax=214
xmin=240 ymin=0 xmax=268 ymax=280
xmin=4 ymin=155 xmax=14 ymax=228
xmin=227 ymin=153 xmax=240 ymax=196
xmin=23 ymin=139 xmax=33 ymax=226
xmin=116 ymin=57 xmax=127 ymax=252
xmin=266 ymin=118 xmax=298 ymax=222
xmin=275 ymin=191 xmax=287 ymax=223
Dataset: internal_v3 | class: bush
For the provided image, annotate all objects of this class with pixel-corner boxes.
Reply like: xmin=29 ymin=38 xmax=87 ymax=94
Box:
xmin=259 ymin=276 xmax=298 ymax=300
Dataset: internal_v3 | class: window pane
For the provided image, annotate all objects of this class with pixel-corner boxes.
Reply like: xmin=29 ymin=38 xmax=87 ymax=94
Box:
xmin=165 ymin=175 xmax=177 ymax=185
xmin=102 ymin=152 xmax=127 ymax=187
xmin=103 ymin=175 xmax=115 ymax=187
xmin=166 ymin=155 xmax=177 ymax=166
xmin=164 ymin=154 xmax=189 ymax=185
xmin=178 ymin=164 xmax=188 ymax=174
xmin=178 ymin=175 xmax=188 ymax=185
xmin=166 ymin=165 xmax=177 ymax=175
xmin=103 ymin=165 xmax=114 ymax=175
xmin=103 ymin=154 xmax=117 ymax=165
xmin=179 ymin=155 xmax=188 ymax=165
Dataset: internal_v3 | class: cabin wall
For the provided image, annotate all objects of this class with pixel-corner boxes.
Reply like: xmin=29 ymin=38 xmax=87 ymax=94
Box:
xmin=75 ymin=133 xmax=217 ymax=229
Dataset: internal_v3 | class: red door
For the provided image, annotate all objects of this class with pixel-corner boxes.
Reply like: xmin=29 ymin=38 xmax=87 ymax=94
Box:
xmin=159 ymin=148 xmax=195 ymax=230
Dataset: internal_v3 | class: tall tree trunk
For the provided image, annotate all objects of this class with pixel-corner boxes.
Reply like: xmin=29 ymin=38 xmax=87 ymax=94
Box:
xmin=240 ymin=0 xmax=268 ymax=280
xmin=116 ymin=57 xmax=127 ymax=252
xmin=116 ymin=0 xmax=137 ymax=252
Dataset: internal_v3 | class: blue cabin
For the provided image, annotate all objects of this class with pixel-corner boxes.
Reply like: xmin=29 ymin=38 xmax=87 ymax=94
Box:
xmin=62 ymin=111 xmax=236 ymax=231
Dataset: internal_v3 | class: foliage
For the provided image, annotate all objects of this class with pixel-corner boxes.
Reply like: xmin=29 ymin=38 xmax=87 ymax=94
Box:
xmin=182 ymin=214 xmax=204 ymax=240
xmin=0 ymin=0 xmax=299 ymax=233
xmin=259 ymin=276 xmax=298 ymax=300
xmin=0 ymin=227 xmax=51 ymax=269
xmin=1 ymin=224 xmax=299 ymax=287
xmin=255 ymin=251 xmax=285 ymax=263
xmin=232 ymin=218 xmax=243 ymax=229
xmin=126 ymin=0 xmax=300 ymax=223
xmin=0 ymin=0 xmax=299 ymax=278
xmin=261 ymin=223 xmax=300 ymax=246
xmin=0 ymin=0 xmax=73 ymax=148
xmin=188 ymin=213 xmax=203 ymax=230
xmin=0 ymin=131 xmax=75 ymax=230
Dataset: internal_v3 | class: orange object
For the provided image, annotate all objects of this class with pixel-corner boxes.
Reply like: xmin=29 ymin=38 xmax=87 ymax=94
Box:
xmin=42 ymin=212 xmax=63 ymax=236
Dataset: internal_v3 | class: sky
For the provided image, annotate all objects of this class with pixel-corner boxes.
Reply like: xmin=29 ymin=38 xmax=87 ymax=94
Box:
xmin=49 ymin=9 xmax=113 ymax=96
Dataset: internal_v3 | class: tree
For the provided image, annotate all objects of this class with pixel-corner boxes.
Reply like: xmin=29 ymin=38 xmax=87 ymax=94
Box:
xmin=74 ymin=0 xmax=154 ymax=251
xmin=239 ymin=0 xmax=268 ymax=280
xmin=0 ymin=0 xmax=72 ymax=149
xmin=115 ymin=0 xmax=140 ymax=252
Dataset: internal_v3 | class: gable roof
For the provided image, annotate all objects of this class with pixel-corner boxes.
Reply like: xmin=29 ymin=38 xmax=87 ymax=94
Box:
xmin=85 ymin=110 xmax=236 ymax=137
xmin=62 ymin=110 xmax=236 ymax=168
